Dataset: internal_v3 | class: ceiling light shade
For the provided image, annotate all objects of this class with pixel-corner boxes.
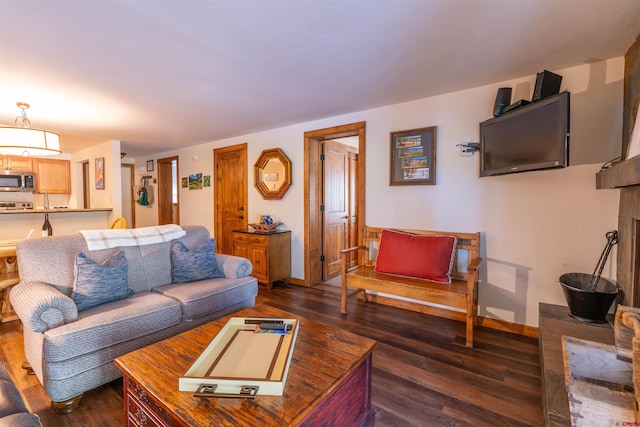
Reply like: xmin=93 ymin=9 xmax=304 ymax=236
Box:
xmin=0 ymin=102 xmax=61 ymax=156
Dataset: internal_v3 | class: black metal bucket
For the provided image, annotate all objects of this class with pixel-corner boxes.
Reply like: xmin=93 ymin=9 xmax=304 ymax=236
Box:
xmin=559 ymin=273 xmax=619 ymax=323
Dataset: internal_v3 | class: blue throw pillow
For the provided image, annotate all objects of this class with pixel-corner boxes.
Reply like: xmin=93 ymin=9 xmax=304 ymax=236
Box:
xmin=171 ymin=238 xmax=225 ymax=283
xmin=72 ymin=251 xmax=133 ymax=312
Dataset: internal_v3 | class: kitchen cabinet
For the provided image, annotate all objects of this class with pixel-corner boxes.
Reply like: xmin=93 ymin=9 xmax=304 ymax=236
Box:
xmin=0 ymin=155 xmax=33 ymax=171
xmin=232 ymin=229 xmax=291 ymax=289
xmin=33 ymin=158 xmax=71 ymax=194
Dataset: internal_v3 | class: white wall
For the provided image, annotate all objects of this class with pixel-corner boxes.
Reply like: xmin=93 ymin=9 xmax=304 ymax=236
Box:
xmin=134 ymin=59 xmax=623 ymax=326
xmin=70 ymin=139 xmax=122 ymax=217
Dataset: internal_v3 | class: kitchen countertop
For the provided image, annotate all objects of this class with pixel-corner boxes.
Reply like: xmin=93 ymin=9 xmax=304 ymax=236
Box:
xmin=0 ymin=208 xmax=112 ymax=214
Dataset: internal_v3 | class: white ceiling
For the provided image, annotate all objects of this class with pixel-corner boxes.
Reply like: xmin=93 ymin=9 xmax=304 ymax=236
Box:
xmin=1 ymin=0 xmax=639 ymax=157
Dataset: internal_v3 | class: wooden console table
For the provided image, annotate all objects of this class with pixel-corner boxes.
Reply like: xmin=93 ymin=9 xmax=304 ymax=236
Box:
xmin=232 ymin=229 xmax=291 ymax=289
xmin=539 ymin=303 xmax=614 ymax=426
xmin=0 ymin=245 xmax=19 ymax=323
xmin=115 ymin=304 xmax=376 ymax=426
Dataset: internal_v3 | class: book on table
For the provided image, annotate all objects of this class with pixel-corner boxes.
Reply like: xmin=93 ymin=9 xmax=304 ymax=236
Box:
xmin=179 ymin=317 xmax=299 ymax=397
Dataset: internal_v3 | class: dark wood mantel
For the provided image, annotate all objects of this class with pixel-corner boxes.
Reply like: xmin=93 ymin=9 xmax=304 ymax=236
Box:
xmin=596 ymin=155 xmax=640 ymax=189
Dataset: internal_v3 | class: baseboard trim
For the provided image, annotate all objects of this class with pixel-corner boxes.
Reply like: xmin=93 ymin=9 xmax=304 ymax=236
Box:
xmin=285 ymin=277 xmax=306 ymax=287
xmin=366 ymin=294 xmax=538 ymax=339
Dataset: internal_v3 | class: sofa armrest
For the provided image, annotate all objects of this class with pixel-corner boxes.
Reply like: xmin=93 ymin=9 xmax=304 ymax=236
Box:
xmin=9 ymin=281 xmax=78 ymax=333
xmin=215 ymin=253 xmax=253 ymax=279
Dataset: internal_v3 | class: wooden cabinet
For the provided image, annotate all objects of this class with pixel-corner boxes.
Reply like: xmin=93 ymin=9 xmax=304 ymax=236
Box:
xmin=0 ymin=156 xmax=71 ymax=194
xmin=124 ymin=377 xmax=181 ymax=427
xmin=0 ymin=155 xmax=33 ymax=171
xmin=33 ymin=158 xmax=70 ymax=194
xmin=0 ymin=246 xmax=19 ymax=323
xmin=232 ymin=230 xmax=291 ymax=289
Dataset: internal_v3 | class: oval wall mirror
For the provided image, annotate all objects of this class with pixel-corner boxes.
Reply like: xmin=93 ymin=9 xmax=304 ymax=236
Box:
xmin=254 ymin=148 xmax=292 ymax=200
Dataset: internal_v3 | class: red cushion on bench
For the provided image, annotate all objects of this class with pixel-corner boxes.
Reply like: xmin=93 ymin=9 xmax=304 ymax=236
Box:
xmin=374 ymin=229 xmax=456 ymax=283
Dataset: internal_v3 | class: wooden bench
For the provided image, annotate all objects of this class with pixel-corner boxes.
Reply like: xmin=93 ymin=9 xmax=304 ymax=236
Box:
xmin=340 ymin=226 xmax=482 ymax=347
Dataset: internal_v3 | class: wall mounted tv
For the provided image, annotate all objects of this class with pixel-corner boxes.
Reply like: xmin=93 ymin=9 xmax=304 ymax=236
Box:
xmin=479 ymin=91 xmax=570 ymax=177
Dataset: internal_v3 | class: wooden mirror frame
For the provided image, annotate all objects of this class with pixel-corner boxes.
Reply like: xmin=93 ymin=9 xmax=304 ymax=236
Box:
xmin=254 ymin=148 xmax=292 ymax=200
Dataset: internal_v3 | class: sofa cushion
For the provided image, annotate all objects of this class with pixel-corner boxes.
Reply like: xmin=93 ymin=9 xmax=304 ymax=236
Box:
xmin=42 ymin=292 xmax=182 ymax=363
xmin=171 ymin=238 xmax=224 ymax=283
xmin=72 ymin=251 xmax=134 ymax=311
xmin=153 ymin=276 xmax=258 ymax=320
xmin=374 ymin=229 xmax=457 ymax=284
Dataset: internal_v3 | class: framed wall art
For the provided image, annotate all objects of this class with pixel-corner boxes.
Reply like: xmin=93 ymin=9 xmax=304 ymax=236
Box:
xmin=390 ymin=126 xmax=437 ymax=186
xmin=95 ymin=157 xmax=105 ymax=190
xmin=146 ymin=160 xmax=154 ymax=172
xmin=189 ymin=173 xmax=203 ymax=190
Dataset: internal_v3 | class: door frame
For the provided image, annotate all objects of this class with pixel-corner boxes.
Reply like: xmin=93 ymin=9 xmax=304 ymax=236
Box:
xmin=121 ymin=163 xmax=135 ymax=228
xmin=304 ymin=121 xmax=366 ymax=287
xmin=157 ymin=156 xmax=179 ymax=225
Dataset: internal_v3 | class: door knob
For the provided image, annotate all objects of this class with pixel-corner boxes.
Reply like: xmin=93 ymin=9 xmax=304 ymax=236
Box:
xmin=239 ymin=207 xmax=244 ymax=211
xmin=237 ymin=215 xmax=244 ymax=219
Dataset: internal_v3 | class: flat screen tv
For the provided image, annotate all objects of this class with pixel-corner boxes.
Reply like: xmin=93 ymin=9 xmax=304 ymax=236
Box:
xmin=479 ymin=91 xmax=570 ymax=177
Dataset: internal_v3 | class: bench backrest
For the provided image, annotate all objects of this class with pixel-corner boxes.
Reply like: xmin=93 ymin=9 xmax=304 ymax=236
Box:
xmin=361 ymin=226 xmax=480 ymax=281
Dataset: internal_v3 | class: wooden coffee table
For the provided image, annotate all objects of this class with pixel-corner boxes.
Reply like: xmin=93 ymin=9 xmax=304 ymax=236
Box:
xmin=115 ymin=304 xmax=377 ymax=426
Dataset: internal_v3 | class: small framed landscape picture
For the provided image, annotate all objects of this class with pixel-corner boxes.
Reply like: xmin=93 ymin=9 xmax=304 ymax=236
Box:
xmin=189 ymin=173 xmax=203 ymax=190
xmin=390 ymin=126 xmax=437 ymax=186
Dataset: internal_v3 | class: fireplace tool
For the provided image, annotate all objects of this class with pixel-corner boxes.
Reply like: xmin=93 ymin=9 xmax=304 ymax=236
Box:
xmin=587 ymin=230 xmax=618 ymax=292
xmin=559 ymin=230 xmax=620 ymax=323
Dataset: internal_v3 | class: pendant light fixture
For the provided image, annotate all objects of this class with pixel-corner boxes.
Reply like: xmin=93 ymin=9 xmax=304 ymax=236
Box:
xmin=0 ymin=102 xmax=61 ymax=156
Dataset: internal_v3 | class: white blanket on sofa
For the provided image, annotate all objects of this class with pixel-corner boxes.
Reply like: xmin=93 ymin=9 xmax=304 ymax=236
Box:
xmin=79 ymin=224 xmax=186 ymax=251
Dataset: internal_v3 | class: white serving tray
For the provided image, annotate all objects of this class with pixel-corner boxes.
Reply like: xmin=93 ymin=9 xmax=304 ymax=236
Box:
xmin=179 ymin=317 xmax=299 ymax=397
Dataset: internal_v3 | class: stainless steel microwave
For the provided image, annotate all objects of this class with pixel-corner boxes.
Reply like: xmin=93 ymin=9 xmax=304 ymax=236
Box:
xmin=0 ymin=170 xmax=36 ymax=192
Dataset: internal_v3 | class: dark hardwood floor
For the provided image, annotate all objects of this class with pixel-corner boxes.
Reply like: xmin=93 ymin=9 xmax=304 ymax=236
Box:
xmin=0 ymin=283 xmax=544 ymax=426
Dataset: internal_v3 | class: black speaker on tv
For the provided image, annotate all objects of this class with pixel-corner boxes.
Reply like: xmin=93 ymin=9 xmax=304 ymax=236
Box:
xmin=532 ymin=70 xmax=562 ymax=101
xmin=493 ymin=87 xmax=512 ymax=117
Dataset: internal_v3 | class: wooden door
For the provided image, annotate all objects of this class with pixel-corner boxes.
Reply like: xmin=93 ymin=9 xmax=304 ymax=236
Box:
xmin=322 ymin=140 xmax=349 ymax=281
xmin=82 ymin=161 xmax=90 ymax=208
xmin=214 ymin=144 xmax=248 ymax=255
xmin=157 ymin=156 xmax=179 ymax=225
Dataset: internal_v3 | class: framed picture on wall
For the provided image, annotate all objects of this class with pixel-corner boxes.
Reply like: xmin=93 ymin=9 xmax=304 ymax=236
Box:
xmin=389 ymin=126 xmax=437 ymax=186
xmin=146 ymin=160 xmax=154 ymax=172
xmin=95 ymin=157 xmax=105 ymax=190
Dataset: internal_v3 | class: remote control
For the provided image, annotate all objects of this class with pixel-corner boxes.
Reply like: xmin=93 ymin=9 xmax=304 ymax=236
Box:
xmin=259 ymin=322 xmax=291 ymax=331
